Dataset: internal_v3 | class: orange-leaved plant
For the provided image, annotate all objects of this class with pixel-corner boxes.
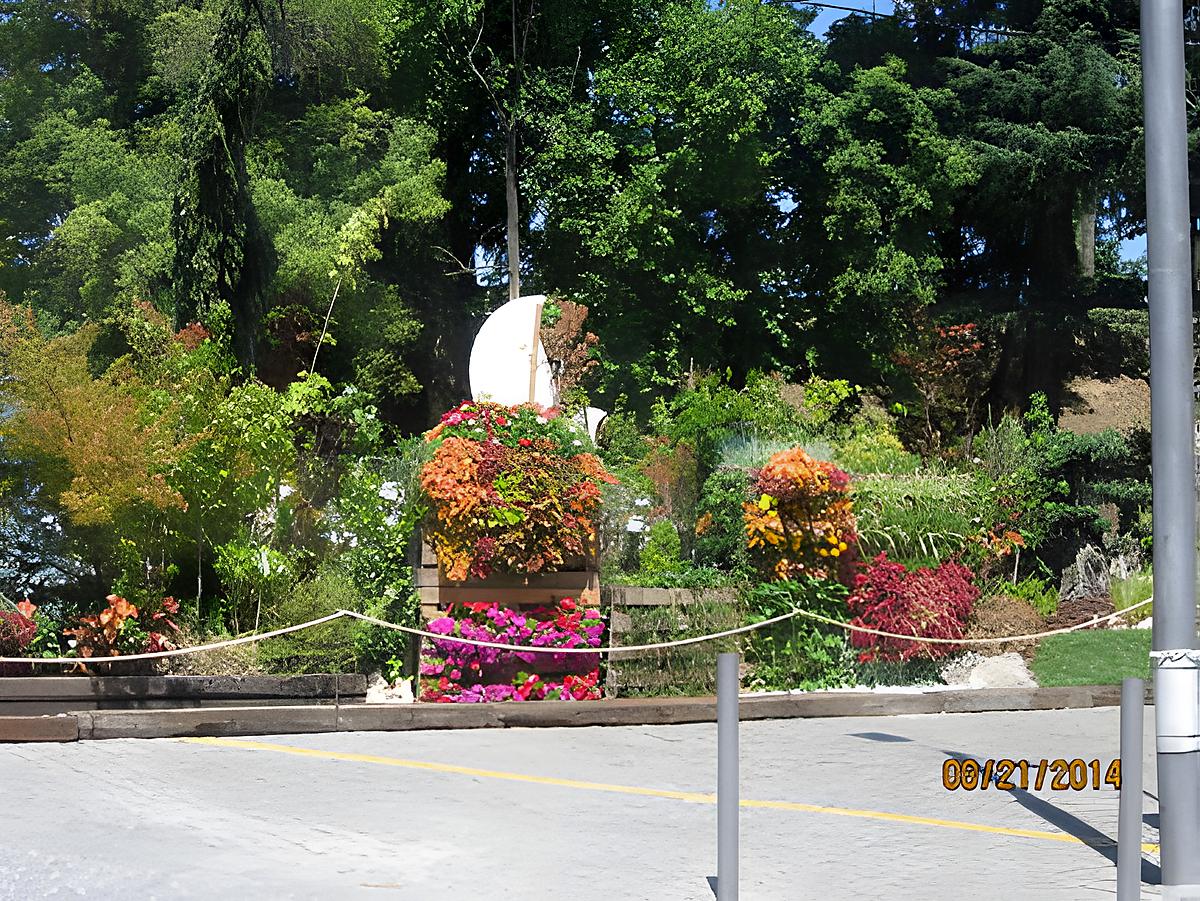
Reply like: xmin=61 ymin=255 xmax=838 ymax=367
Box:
xmin=421 ymin=402 xmax=617 ymax=581
xmin=744 ymin=446 xmax=858 ymax=583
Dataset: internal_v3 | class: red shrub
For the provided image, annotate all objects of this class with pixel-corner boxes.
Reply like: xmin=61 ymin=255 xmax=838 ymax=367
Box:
xmin=0 ymin=610 xmax=37 ymax=656
xmin=847 ymin=554 xmax=978 ymax=663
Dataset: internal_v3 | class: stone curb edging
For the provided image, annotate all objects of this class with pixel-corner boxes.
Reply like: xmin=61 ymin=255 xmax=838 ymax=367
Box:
xmin=4 ymin=684 xmax=1136 ymax=742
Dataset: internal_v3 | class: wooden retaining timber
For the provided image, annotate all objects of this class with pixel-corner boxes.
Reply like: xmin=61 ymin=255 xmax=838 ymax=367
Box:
xmin=0 ymin=674 xmax=367 ymax=717
xmin=415 ymin=541 xmax=600 ymax=620
xmin=603 ymin=585 xmax=741 ymax=699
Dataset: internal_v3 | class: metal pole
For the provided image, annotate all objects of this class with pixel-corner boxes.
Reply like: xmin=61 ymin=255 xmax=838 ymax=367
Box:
xmin=1119 ymin=677 xmax=1146 ymax=901
xmin=717 ymin=652 xmax=739 ymax=901
xmin=1142 ymin=0 xmax=1200 ymax=891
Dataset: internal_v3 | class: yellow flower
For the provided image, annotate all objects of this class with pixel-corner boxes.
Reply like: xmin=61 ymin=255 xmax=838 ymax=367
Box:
xmin=758 ymin=494 xmax=774 ymax=510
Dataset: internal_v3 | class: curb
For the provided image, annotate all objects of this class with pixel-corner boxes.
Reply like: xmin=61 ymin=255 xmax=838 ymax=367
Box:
xmin=39 ymin=684 xmax=1136 ymax=742
xmin=0 ymin=715 xmax=79 ymax=742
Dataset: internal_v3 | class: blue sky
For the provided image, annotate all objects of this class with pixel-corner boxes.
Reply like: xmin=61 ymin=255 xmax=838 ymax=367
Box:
xmin=806 ymin=0 xmax=895 ymax=38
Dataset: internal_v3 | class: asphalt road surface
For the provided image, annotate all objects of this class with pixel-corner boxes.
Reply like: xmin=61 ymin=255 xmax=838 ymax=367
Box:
xmin=0 ymin=707 xmax=1162 ymax=900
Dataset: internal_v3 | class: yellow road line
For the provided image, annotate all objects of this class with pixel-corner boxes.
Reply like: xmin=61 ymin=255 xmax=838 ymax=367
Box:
xmin=181 ymin=736 xmax=1160 ymax=855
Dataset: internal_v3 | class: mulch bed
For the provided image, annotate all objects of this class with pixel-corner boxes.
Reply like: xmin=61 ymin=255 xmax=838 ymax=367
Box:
xmin=1044 ymin=594 xmax=1115 ymax=631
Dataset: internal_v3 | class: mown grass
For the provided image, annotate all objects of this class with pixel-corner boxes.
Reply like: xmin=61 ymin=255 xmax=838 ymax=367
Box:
xmin=1031 ymin=629 xmax=1152 ymax=686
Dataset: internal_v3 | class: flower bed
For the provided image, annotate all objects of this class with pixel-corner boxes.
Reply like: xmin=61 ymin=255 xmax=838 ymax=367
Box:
xmin=419 ymin=598 xmax=604 ymax=702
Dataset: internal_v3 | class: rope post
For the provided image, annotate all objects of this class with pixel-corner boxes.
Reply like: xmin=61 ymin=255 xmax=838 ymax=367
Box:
xmin=717 ymin=652 xmax=739 ymax=901
xmin=1118 ymin=677 xmax=1145 ymax=901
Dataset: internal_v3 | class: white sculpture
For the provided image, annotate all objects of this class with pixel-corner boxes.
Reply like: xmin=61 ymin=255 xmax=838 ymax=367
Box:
xmin=468 ymin=295 xmax=555 ymax=407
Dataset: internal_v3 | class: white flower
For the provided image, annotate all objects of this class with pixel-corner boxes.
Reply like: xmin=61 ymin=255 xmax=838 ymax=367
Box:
xmin=573 ymin=439 xmax=583 ymax=446
xmin=537 ymin=415 xmax=547 ymax=424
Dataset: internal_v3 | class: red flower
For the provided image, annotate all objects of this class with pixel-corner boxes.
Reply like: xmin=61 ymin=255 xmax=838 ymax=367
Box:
xmin=518 ymin=437 xmax=532 ymax=447
xmin=559 ymin=598 xmax=577 ymax=611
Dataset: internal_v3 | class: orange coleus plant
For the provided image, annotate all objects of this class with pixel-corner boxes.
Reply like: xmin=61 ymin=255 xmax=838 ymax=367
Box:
xmin=421 ymin=402 xmax=617 ymax=581
xmin=744 ymin=446 xmax=858 ymax=583
xmin=64 ymin=594 xmax=180 ymax=659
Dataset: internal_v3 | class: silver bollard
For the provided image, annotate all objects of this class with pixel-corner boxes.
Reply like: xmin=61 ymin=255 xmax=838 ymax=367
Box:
xmin=717 ymin=652 xmax=739 ymax=901
xmin=1118 ymin=676 xmax=1145 ymax=901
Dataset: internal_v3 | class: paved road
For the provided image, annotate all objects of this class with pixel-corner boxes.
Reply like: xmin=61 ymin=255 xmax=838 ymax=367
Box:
xmin=0 ymin=707 xmax=1162 ymax=900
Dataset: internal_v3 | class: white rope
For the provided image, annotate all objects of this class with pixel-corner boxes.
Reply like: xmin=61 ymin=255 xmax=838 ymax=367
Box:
xmin=0 ymin=612 xmax=348 ymax=665
xmin=0 ymin=595 xmax=1154 ymax=665
xmin=793 ymin=596 xmax=1153 ymax=645
xmin=340 ymin=608 xmax=798 ymax=654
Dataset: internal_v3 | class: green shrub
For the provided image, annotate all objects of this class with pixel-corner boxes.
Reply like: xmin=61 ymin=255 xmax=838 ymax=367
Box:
xmin=834 ymin=431 xmax=920 ymax=474
xmin=607 ymin=566 xmax=736 ymax=589
xmin=797 ymin=376 xmax=858 ymax=430
xmin=694 ymin=467 xmax=752 ymax=573
xmin=640 ymin=520 xmax=682 ymax=576
xmin=212 ymin=535 xmax=296 ymax=634
xmin=741 ymin=578 xmax=855 ymax=691
xmin=257 ymin=566 xmax=364 ymax=675
xmin=1005 ymin=575 xmax=1058 ymax=618
xmin=648 ymin=371 xmax=807 ymax=475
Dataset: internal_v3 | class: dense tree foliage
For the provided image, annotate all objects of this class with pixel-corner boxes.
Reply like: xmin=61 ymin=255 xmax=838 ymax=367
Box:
xmin=0 ymin=0 xmax=1174 ymax=623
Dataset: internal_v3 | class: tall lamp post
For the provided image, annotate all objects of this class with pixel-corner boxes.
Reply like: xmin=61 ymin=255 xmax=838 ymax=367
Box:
xmin=1142 ymin=0 xmax=1200 ymax=893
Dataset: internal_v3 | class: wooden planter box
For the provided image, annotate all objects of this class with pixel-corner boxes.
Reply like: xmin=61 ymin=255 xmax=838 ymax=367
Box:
xmin=416 ymin=541 xmax=600 ymax=620
xmin=416 ymin=537 xmax=603 ymax=699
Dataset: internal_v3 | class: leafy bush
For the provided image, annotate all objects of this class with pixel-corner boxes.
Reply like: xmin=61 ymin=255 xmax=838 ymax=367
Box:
xmin=64 ymin=595 xmax=180 ymax=661
xmin=649 ymin=371 xmax=807 ymax=475
xmin=834 ymin=430 xmax=920 ymax=475
xmin=0 ymin=609 xmax=36 ymax=656
xmin=421 ymin=401 xmax=616 ymax=581
xmin=639 ymin=519 xmax=683 ymax=576
xmin=1006 ymin=575 xmax=1058 ymax=618
xmin=694 ymin=467 xmax=752 ymax=572
xmin=744 ymin=447 xmax=858 ymax=582
xmin=258 ymin=567 xmax=364 ymax=674
xmin=741 ymin=578 xmax=855 ymax=691
xmin=796 ymin=376 xmax=858 ymax=430
xmin=1080 ymin=308 xmax=1149 ymax=379
xmin=1012 ymin=393 xmax=1151 ymax=568
xmin=847 ymin=554 xmax=979 ymax=663
xmin=212 ymin=536 xmax=296 ymax=634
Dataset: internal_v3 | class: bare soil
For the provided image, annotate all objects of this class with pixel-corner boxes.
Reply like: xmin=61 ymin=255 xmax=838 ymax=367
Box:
xmin=1044 ymin=594 xmax=1115 ymax=630
xmin=966 ymin=594 xmax=1045 ymax=658
xmin=1057 ymin=375 xmax=1149 ymax=434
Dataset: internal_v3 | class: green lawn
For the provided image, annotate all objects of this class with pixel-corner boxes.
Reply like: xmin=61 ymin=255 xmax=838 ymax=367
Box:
xmin=1030 ymin=629 xmax=1152 ymax=687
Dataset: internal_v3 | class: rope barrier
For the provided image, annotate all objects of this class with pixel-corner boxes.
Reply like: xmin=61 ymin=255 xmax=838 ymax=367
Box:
xmin=793 ymin=596 xmax=1154 ymax=646
xmin=0 ymin=596 xmax=1152 ymax=666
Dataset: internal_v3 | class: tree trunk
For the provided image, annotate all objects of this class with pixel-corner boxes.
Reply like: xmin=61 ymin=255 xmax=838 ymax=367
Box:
xmin=506 ymin=123 xmax=520 ymax=300
xmin=1077 ymin=198 xmax=1096 ymax=280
